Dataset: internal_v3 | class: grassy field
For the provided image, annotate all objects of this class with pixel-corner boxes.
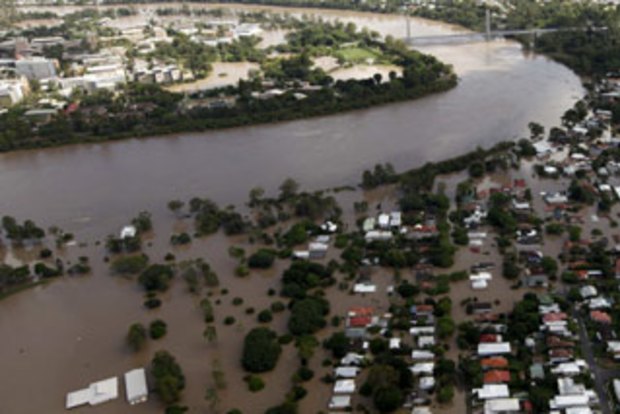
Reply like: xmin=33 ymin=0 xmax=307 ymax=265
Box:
xmin=335 ymin=46 xmax=382 ymax=63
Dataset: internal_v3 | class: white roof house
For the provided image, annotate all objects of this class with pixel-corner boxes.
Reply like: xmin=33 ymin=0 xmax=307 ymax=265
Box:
xmin=340 ymin=352 xmax=364 ymax=366
xmin=410 ymin=363 xmax=434 ymax=375
xmin=411 ymin=350 xmax=435 ymax=360
xmin=477 ymin=342 xmax=511 ymax=356
xmin=390 ymin=211 xmax=402 ymax=227
xmin=354 ymin=283 xmax=377 ymax=293
xmin=124 ymin=368 xmax=148 ymax=405
xmin=66 ymin=377 xmax=119 ymax=409
xmin=328 ymin=395 xmax=351 ymax=409
xmin=474 ymin=384 xmax=510 ymax=400
xmin=484 ymin=398 xmax=520 ymax=413
xmin=378 ymin=213 xmax=390 ymax=228
xmin=120 ymin=225 xmax=137 ymax=239
xmin=550 ymin=394 xmax=590 ymax=409
xmin=613 ymin=379 xmax=620 ymax=405
xmin=418 ymin=335 xmax=436 ymax=348
xmin=333 ymin=379 xmax=355 ymax=394
xmin=551 ymin=361 xmax=587 ymax=376
xmin=419 ymin=376 xmax=435 ymax=390
xmin=334 ymin=367 xmax=359 ymax=378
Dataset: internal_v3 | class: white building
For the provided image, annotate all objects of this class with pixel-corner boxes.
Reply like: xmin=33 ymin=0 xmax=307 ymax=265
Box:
xmin=16 ymin=57 xmax=57 ymax=80
xmin=124 ymin=368 xmax=148 ymax=405
xmin=66 ymin=377 xmax=119 ymax=409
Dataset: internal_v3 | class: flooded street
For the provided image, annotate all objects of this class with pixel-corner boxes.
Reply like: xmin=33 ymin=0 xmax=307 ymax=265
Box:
xmin=0 ymin=3 xmax=587 ymax=414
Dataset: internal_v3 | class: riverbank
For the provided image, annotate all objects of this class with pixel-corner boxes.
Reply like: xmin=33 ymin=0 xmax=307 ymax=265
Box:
xmin=0 ymin=13 xmax=458 ymax=153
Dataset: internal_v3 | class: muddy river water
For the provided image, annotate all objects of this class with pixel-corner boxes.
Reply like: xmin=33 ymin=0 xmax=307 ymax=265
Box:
xmin=0 ymin=3 xmax=584 ymax=414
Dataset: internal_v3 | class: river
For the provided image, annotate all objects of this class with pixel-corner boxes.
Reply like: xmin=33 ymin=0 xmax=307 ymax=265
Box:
xmin=0 ymin=4 xmax=584 ymax=414
xmin=0 ymin=3 xmax=583 ymax=238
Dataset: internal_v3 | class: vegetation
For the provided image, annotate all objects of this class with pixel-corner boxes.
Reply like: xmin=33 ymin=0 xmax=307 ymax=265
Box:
xmin=127 ymin=322 xmax=148 ymax=352
xmin=242 ymin=327 xmax=282 ymax=373
xmin=151 ymin=351 xmax=186 ymax=406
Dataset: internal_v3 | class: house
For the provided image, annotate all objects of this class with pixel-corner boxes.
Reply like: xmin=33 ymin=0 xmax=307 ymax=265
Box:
xmin=66 ymin=377 xmax=119 ymax=409
xmin=588 ymin=297 xmax=611 ymax=310
xmin=120 ymin=225 xmax=137 ymax=239
xmin=470 ymin=302 xmax=493 ymax=314
xmin=378 ymin=213 xmax=390 ymax=229
xmin=410 ymin=363 xmax=434 ymax=375
xmin=480 ymin=334 xmax=502 ymax=343
xmin=483 ymin=370 xmax=511 ymax=384
xmin=533 ymin=141 xmax=553 ymax=157
xmin=549 ymin=394 xmax=590 ymax=410
xmin=340 ymin=353 xmax=364 ymax=366
xmin=473 ymin=384 xmax=510 ymax=400
xmin=335 ymin=367 xmax=359 ymax=378
xmin=579 ymin=285 xmax=597 ymax=299
xmin=483 ymin=398 xmax=520 ymax=414
xmin=607 ymin=341 xmax=620 ymax=360
xmin=419 ymin=376 xmax=435 ymax=390
xmin=365 ymin=230 xmax=392 ymax=242
xmin=353 ymin=283 xmax=377 ymax=293
xmin=481 ymin=357 xmax=508 ymax=370
xmin=333 ymin=379 xmax=355 ymax=394
xmin=328 ymin=395 xmax=351 ymax=409
xmin=551 ymin=360 xmax=587 ymax=376
xmin=549 ymin=348 xmax=574 ymax=363
xmin=124 ymin=368 xmax=147 ymax=405
xmin=411 ymin=350 xmax=435 ymax=361
xmin=590 ymin=310 xmax=612 ymax=324
xmin=477 ymin=343 xmax=511 ymax=356
xmin=529 ymin=363 xmax=545 ymax=380
xmin=24 ymin=108 xmax=58 ymax=123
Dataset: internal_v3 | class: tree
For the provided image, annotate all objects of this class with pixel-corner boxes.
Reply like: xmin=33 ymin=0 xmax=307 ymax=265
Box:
xmin=437 ymin=385 xmax=454 ymax=403
xmin=437 ymin=317 xmax=455 ymax=339
xmin=248 ymin=249 xmax=276 ymax=269
xmin=288 ymin=297 xmax=329 ymax=336
xmin=374 ymin=386 xmax=403 ymax=413
xmin=242 ymin=328 xmax=282 ymax=373
xmin=139 ymin=264 xmax=174 ymax=292
xmin=528 ymin=121 xmax=544 ymax=139
xmin=132 ymin=211 xmax=153 ymax=233
xmin=127 ymin=323 xmax=147 ymax=352
xmin=279 ymin=178 xmax=299 ymax=200
xmin=111 ymin=255 xmax=148 ymax=274
xmin=151 ymin=351 xmax=185 ymax=405
xmin=149 ymin=319 xmax=168 ymax=339
xmin=168 ymin=200 xmax=185 ymax=215
xmin=323 ymin=332 xmax=350 ymax=358
xmin=203 ymin=325 xmax=217 ymax=343
xmin=248 ymin=187 xmax=265 ymax=207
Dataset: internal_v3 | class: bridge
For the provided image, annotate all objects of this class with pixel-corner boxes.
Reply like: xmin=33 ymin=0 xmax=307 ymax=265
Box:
xmin=405 ymin=27 xmax=569 ymax=46
xmin=403 ymin=8 xmax=603 ymax=46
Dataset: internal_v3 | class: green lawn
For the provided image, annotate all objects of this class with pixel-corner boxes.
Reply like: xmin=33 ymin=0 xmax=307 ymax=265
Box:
xmin=335 ymin=47 xmax=381 ymax=63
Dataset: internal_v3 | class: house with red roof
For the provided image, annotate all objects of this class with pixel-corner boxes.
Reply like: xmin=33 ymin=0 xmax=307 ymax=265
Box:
xmin=483 ymin=370 xmax=511 ymax=384
xmin=590 ymin=310 xmax=612 ymax=325
xmin=480 ymin=357 xmax=509 ymax=370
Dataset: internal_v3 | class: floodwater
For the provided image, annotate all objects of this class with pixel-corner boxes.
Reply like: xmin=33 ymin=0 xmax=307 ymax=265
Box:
xmin=166 ymin=61 xmax=260 ymax=92
xmin=0 ymin=3 xmax=586 ymax=414
xmin=0 ymin=3 xmax=584 ymax=238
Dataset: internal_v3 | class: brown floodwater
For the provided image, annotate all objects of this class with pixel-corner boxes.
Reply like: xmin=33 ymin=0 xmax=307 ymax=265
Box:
xmin=2 ymin=3 xmax=583 ymax=239
xmin=0 ymin=3 xmax=586 ymax=414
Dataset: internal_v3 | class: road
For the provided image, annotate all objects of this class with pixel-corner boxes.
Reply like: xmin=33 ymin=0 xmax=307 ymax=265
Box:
xmin=574 ymin=309 xmax=620 ymax=414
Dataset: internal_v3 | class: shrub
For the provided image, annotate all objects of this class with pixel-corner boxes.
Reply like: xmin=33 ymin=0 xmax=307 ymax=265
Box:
xmin=258 ymin=309 xmax=273 ymax=323
xmin=244 ymin=375 xmax=265 ymax=392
